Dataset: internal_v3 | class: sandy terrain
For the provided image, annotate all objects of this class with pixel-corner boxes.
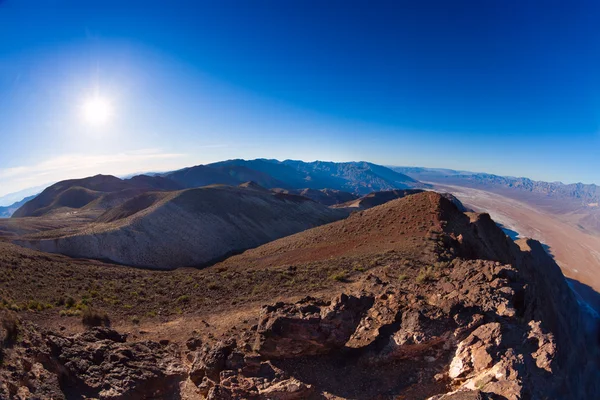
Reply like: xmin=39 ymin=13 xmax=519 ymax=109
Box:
xmin=433 ymin=183 xmax=600 ymax=300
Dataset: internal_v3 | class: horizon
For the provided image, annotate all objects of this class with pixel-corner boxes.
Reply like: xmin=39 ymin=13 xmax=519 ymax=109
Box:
xmin=2 ymin=1 xmax=600 ymax=195
xmin=2 ymin=156 xmax=598 ymax=204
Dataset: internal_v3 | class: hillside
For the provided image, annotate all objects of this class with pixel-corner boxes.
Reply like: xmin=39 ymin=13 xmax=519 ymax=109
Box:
xmin=272 ymin=187 xmax=358 ymax=206
xmin=15 ymin=185 xmax=348 ymax=268
xmin=11 ymin=174 xmax=182 ymax=219
xmin=0 ymin=195 xmax=35 ymax=218
xmin=1 ymin=191 xmax=597 ymax=399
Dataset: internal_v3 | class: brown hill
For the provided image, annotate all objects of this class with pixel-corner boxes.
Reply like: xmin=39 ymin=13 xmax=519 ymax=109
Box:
xmin=12 ymin=174 xmax=182 ymax=219
xmin=272 ymin=187 xmax=359 ymax=206
xmin=217 ymin=191 xmax=513 ymax=269
xmin=15 ymin=185 xmax=348 ymax=269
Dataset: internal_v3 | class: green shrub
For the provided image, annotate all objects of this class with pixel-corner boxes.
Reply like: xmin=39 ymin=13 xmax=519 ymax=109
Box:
xmin=65 ymin=297 xmax=76 ymax=308
xmin=177 ymin=295 xmax=190 ymax=303
xmin=416 ymin=266 xmax=436 ymax=284
xmin=330 ymin=272 xmax=347 ymax=282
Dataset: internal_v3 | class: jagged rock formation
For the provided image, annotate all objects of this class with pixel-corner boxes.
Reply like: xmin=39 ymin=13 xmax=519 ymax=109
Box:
xmin=14 ymin=185 xmax=348 ymax=269
xmin=1 ymin=192 xmax=598 ymax=399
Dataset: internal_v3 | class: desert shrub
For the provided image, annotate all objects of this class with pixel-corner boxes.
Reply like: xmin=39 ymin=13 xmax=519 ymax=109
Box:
xmin=1 ymin=312 xmax=19 ymax=345
xmin=81 ymin=307 xmax=110 ymax=327
xmin=65 ymin=296 xmax=76 ymax=308
xmin=59 ymin=309 xmax=81 ymax=317
xmin=207 ymin=283 xmax=220 ymax=290
xmin=26 ymin=300 xmax=44 ymax=311
xmin=131 ymin=316 xmax=140 ymax=325
xmin=416 ymin=266 xmax=436 ymax=284
xmin=177 ymin=295 xmax=190 ymax=303
xmin=330 ymin=272 xmax=347 ymax=282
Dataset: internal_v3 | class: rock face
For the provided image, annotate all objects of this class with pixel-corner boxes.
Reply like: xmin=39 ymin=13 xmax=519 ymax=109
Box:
xmin=15 ymin=185 xmax=348 ymax=269
xmin=254 ymin=294 xmax=374 ymax=358
xmin=0 ymin=327 xmax=186 ymax=400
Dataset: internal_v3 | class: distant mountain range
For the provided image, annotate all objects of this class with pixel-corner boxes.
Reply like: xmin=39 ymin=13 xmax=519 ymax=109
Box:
xmin=11 ymin=159 xmax=424 ymax=219
xmin=0 ymin=195 xmax=36 ymax=218
xmin=165 ymin=159 xmax=422 ymax=195
xmin=392 ymin=166 xmax=600 ymax=234
xmin=393 ymin=166 xmax=600 ymax=204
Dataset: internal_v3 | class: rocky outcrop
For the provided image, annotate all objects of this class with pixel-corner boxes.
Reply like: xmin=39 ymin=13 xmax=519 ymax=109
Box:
xmin=0 ymin=326 xmax=186 ymax=400
xmin=254 ymin=294 xmax=374 ymax=358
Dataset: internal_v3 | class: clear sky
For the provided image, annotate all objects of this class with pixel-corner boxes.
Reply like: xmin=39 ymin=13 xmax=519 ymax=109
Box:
xmin=1 ymin=0 xmax=600 ymax=197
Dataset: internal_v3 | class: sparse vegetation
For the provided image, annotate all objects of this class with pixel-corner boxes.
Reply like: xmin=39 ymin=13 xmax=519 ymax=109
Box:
xmin=1 ymin=312 xmax=19 ymax=344
xmin=416 ymin=266 xmax=436 ymax=284
xmin=81 ymin=307 xmax=110 ymax=327
xmin=330 ymin=272 xmax=347 ymax=282
xmin=177 ymin=295 xmax=190 ymax=303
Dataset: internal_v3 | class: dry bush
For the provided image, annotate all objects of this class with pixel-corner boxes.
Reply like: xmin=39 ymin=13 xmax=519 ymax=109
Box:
xmin=81 ymin=307 xmax=110 ymax=327
xmin=1 ymin=312 xmax=19 ymax=345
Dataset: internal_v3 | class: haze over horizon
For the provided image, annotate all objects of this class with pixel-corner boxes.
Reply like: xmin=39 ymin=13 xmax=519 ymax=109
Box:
xmin=2 ymin=0 xmax=600 ymax=196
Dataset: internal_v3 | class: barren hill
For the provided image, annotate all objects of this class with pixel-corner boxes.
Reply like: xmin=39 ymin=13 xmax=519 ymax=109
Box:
xmin=12 ymin=174 xmax=182 ymax=219
xmin=15 ymin=185 xmax=348 ymax=268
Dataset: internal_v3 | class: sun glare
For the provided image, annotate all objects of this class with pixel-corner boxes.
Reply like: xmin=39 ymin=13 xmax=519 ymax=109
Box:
xmin=82 ymin=96 xmax=113 ymax=125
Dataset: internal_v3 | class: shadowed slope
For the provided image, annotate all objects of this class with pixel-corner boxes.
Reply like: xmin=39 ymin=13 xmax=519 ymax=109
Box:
xmin=15 ymin=185 xmax=348 ymax=269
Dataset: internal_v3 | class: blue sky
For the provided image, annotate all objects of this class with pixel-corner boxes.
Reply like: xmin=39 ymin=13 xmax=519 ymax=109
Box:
xmin=1 ymin=0 xmax=600 ymax=197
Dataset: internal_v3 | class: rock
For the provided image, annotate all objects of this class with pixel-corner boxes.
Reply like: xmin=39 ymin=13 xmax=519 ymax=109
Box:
xmin=186 ymin=336 xmax=203 ymax=351
xmin=190 ymin=340 xmax=236 ymax=383
xmin=42 ymin=327 xmax=186 ymax=399
xmin=259 ymin=378 xmax=314 ymax=399
xmin=254 ymin=294 xmax=373 ymax=358
xmin=449 ymin=323 xmax=503 ymax=379
xmin=386 ymin=309 xmax=454 ymax=358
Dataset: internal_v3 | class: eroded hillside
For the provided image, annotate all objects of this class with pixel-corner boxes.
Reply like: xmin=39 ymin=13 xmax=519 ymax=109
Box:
xmin=14 ymin=185 xmax=348 ymax=269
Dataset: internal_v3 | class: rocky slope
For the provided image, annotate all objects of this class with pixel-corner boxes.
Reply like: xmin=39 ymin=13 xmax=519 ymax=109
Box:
xmin=1 ymin=192 xmax=598 ymax=399
xmin=14 ymin=185 xmax=348 ymax=269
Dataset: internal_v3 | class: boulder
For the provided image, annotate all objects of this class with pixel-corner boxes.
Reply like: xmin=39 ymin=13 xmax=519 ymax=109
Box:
xmin=254 ymin=294 xmax=374 ymax=358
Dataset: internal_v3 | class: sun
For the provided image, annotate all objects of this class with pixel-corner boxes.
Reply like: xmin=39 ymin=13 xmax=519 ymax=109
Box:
xmin=82 ymin=96 xmax=113 ymax=125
